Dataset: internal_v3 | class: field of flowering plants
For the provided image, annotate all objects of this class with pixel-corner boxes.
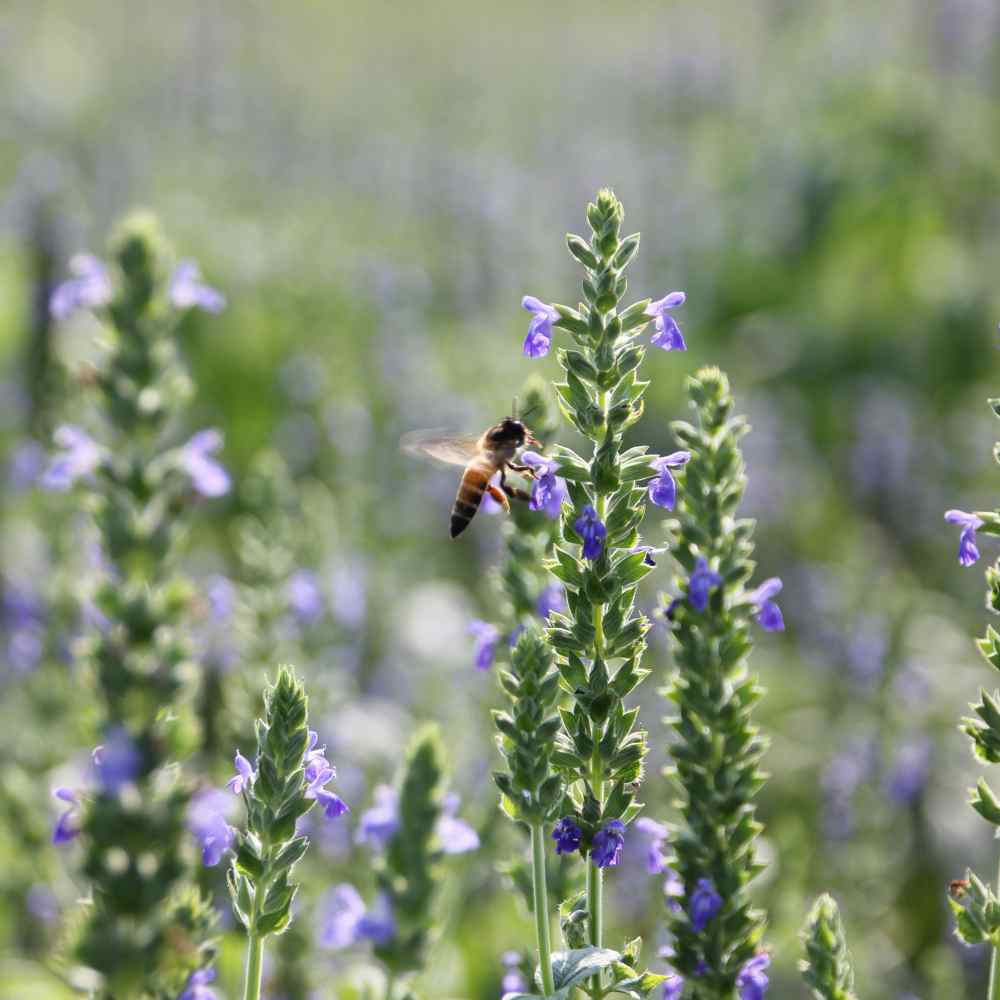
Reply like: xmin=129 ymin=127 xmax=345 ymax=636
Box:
xmin=4 ymin=4 xmax=1000 ymax=1000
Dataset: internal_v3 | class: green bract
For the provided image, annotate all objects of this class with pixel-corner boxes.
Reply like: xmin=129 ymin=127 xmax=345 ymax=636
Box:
xmin=800 ymin=894 xmax=859 ymax=1000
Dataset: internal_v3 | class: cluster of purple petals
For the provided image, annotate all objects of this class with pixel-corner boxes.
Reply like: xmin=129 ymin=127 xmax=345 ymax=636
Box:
xmin=689 ymin=878 xmax=722 ymax=932
xmin=500 ymin=951 xmax=527 ymax=998
xmin=521 ymin=451 xmax=568 ymax=518
xmin=3 ymin=584 xmax=46 ymax=675
xmin=668 ymin=560 xmax=784 ymax=633
xmin=317 ymin=884 xmax=396 ymax=950
xmin=356 ymin=783 xmax=479 ymax=855
xmin=552 ymin=817 xmax=582 ymax=855
xmin=468 ymin=620 xmax=501 ymax=672
xmin=178 ymin=430 xmax=231 ymax=498
xmin=648 ymin=452 xmax=690 ymax=511
xmin=592 ymin=819 xmax=627 ymax=868
xmin=645 ymin=292 xmax=688 ymax=352
xmin=40 ymin=426 xmax=104 ymax=491
xmin=633 ymin=817 xmax=669 ymax=874
xmin=945 ymin=509 xmax=984 ymax=566
xmin=574 ymin=506 xmax=606 ymax=561
xmin=178 ymin=968 xmax=218 ymax=1000
xmin=188 ymin=788 xmax=236 ymax=866
xmin=92 ymin=726 xmax=142 ymax=793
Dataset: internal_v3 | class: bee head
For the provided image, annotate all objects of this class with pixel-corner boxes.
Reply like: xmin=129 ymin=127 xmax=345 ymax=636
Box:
xmin=490 ymin=417 xmax=540 ymax=449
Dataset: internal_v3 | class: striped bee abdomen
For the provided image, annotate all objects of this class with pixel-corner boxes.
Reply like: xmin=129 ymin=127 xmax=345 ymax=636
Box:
xmin=450 ymin=459 xmax=495 ymax=538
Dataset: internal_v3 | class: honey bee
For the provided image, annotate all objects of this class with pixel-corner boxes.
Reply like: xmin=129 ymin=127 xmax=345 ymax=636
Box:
xmin=401 ymin=417 xmax=542 ymax=537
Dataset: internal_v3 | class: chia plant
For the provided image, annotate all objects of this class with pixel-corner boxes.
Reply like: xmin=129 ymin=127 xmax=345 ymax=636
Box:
xmin=658 ymin=367 xmax=783 ymax=998
xmin=799 ymin=894 xmax=858 ymax=1000
xmin=43 ymin=214 xmax=228 ymax=998
xmin=943 ymin=394 xmax=1000 ymax=998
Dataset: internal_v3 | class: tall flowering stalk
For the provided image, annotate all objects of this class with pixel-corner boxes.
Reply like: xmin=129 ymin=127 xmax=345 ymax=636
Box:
xmin=44 ymin=215 xmax=227 ymax=997
xmin=943 ymin=395 xmax=1000 ymax=997
xmin=659 ymin=368 xmax=782 ymax=998
xmin=513 ymin=189 xmax=689 ymax=997
xmin=799 ymin=894 xmax=858 ymax=1000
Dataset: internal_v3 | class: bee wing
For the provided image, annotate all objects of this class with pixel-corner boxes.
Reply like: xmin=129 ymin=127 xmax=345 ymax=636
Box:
xmin=400 ymin=430 xmax=481 ymax=468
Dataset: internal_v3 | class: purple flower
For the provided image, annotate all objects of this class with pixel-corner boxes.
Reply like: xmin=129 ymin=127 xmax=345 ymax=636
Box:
xmin=552 ymin=817 xmax=582 ymax=855
xmin=206 ymin=575 xmax=236 ymax=621
xmin=885 ymin=737 xmax=931 ymax=805
xmin=315 ymin=788 xmax=351 ymax=819
xmin=633 ymin=817 xmax=669 ymax=874
xmin=645 ymin=292 xmax=687 ymax=351
xmin=317 ymin=883 xmax=367 ymax=949
xmin=648 ymin=451 xmax=691 ymax=510
xmin=747 ymin=578 xmax=784 ymax=632
xmin=591 ymin=819 xmax=626 ymax=868
xmin=226 ymin=750 xmax=256 ymax=795
xmin=631 ymin=544 xmax=666 ymax=567
xmin=945 ymin=509 xmax=984 ymax=567
xmin=169 ymin=260 xmax=226 ymax=313
xmin=663 ymin=867 xmax=684 ymax=914
xmin=469 ymin=619 xmax=500 ymax=671
xmin=522 ymin=451 xmax=568 ymax=519
xmin=436 ymin=793 xmax=480 ymax=854
xmin=188 ymin=788 xmax=235 ymax=866
xmin=501 ymin=952 xmax=528 ymax=998
xmin=356 ymin=891 xmax=396 ymax=945
xmin=178 ymin=430 xmax=231 ymax=498
xmin=688 ymin=558 xmax=722 ymax=612
xmin=178 ymin=968 xmax=218 ymax=1000
xmin=521 ymin=296 xmax=559 ymax=358
xmin=287 ymin=570 xmax=324 ymax=625
xmin=8 ymin=441 xmax=46 ymax=491
xmin=52 ymin=787 xmax=81 ymax=844
xmin=574 ymin=505 xmax=606 ymax=561
xmin=41 ymin=425 xmax=103 ymax=491
xmin=736 ymin=953 xmax=770 ymax=1000
xmin=50 ymin=253 xmax=112 ymax=320
xmin=536 ymin=583 xmax=565 ymax=620
xmin=689 ymin=877 xmax=722 ymax=932
xmin=662 ymin=974 xmax=685 ymax=1000
xmin=356 ymin=785 xmax=400 ymax=850
xmin=92 ymin=727 xmax=141 ymax=793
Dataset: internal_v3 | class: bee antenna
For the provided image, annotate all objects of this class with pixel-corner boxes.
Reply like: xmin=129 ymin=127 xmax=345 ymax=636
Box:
xmin=520 ymin=401 xmax=540 ymax=422
xmin=511 ymin=395 xmax=519 ymax=419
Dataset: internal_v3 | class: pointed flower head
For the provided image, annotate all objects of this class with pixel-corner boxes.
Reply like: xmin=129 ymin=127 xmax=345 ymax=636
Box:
xmin=591 ymin=818 xmax=626 ymax=868
xmin=689 ymin=877 xmax=722 ymax=932
xmin=226 ymin=750 xmax=256 ymax=795
xmin=574 ymin=505 xmax=606 ymax=560
xmin=648 ymin=451 xmax=690 ymax=510
xmin=52 ymin=787 xmax=81 ymax=844
xmin=521 ymin=451 xmax=568 ymax=518
xmin=748 ymin=577 xmax=784 ymax=632
xmin=469 ymin=619 xmax=500 ymax=671
xmin=688 ymin=557 xmax=722 ymax=612
xmin=179 ymin=429 xmax=231 ymax=497
xmin=945 ymin=509 xmax=984 ymax=567
xmin=736 ymin=953 xmax=770 ymax=1000
xmin=41 ymin=425 xmax=104 ymax=491
xmin=552 ymin=816 xmax=582 ymax=855
xmin=645 ymin=291 xmax=687 ymax=351
xmin=633 ymin=816 xmax=669 ymax=874
xmin=169 ymin=260 xmax=226 ymax=313
xmin=50 ymin=253 xmax=112 ymax=320
xmin=521 ymin=295 xmax=559 ymax=358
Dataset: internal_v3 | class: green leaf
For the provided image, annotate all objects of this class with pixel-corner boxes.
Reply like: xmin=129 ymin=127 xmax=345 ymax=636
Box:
xmin=550 ymin=947 xmax=623 ymax=991
xmin=612 ymin=969 xmax=670 ymax=998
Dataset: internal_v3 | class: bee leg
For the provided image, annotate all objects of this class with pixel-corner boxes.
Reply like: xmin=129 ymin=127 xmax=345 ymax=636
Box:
xmin=487 ymin=483 xmax=511 ymax=512
xmin=508 ymin=463 xmax=538 ymax=479
xmin=501 ymin=483 xmax=532 ymax=504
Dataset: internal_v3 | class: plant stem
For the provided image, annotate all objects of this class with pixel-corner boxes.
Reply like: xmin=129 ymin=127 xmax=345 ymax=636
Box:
xmin=243 ymin=931 xmax=264 ymax=1000
xmin=990 ymin=848 xmax=1000 ymax=1000
xmin=531 ymin=823 xmax=556 ymax=996
xmin=385 ymin=971 xmax=396 ymax=1000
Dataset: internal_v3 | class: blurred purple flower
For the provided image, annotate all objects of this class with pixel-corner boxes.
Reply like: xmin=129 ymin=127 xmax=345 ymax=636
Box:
xmin=179 ymin=430 xmax=230 ymax=497
xmin=688 ymin=558 xmax=722 ymax=613
xmin=469 ymin=619 xmax=500 ymax=671
xmin=747 ymin=578 xmax=784 ymax=632
xmin=592 ymin=819 xmax=626 ymax=868
xmin=26 ymin=884 xmax=59 ymax=925
xmin=689 ymin=878 xmax=722 ymax=932
xmin=645 ymin=292 xmax=687 ymax=352
xmin=178 ymin=968 xmax=218 ymax=1000
xmin=633 ymin=817 xmax=669 ymax=874
xmin=41 ymin=425 xmax=103 ymax=491
xmin=356 ymin=891 xmax=396 ymax=945
xmin=206 ymin=575 xmax=236 ymax=621
xmin=51 ymin=787 xmax=81 ymax=844
xmin=945 ymin=509 xmax=984 ymax=567
xmin=521 ymin=296 xmax=559 ymax=358
xmin=736 ymin=953 xmax=770 ymax=1000
xmin=227 ymin=750 xmax=256 ymax=795
xmin=50 ymin=254 xmax=112 ymax=320
xmin=315 ymin=788 xmax=350 ymax=819
xmin=330 ymin=561 xmax=367 ymax=629
xmin=885 ymin=737 xmax=931 ymax=805
xmin=437 ymin=793 xmax=480 ymax=854
xmin=8 ymin=442 xmax=45 ymax=491
xmin=188 ymin=788 xmax=235 ymax=866
xmin=631 ymin=544 xmax=666 ymax=567
xmin=317 ymin=884 xmax=366 ymax=949
xmin=552 ymin=817 xmax=582 ymax=855
xmin=356 ymin=785 xmax=400 ymax=850
xmin=575 ymin=505 xmax=606 ymax=560
xmin=522 ymin=452 xmax=568 ymax=518
xmin=649 ymin=451 xmax=690 ymax=510
xmin=501 ymin=952 xmax=527 ymax=998
xmin=662 ymin=973 xmax=685 ymax=1000
xmin=287 ymin=570 xmax=324 ymax=625
xmin=663 ymin=866 xmax=684 ymax=913
xmin=169 ymin=261 xmax=226 ymax=313
xmin=846 ymin=616 xmax=887 ymax=686
xmin=92 ymin=726 xmax=141 ymax=793
xmin=536 ymin=583 xmax=565 ymax=620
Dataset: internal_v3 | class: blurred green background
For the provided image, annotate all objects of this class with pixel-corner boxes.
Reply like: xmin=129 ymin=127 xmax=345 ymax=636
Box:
xmin=3 ymin=2 xmax=1000 ymax=998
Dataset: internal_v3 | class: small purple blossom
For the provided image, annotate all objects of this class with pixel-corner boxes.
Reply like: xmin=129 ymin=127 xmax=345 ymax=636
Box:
xmin=92 ymin=727 xmax=141 ymax=793
xmin=552 ymin=817 xmax=582 ymax=855
xmin=633 ymin=816 xmax=669 ymax=874
xmin=315 ymin=788 xmax=351 ymax=819
xmin=169 ymin=260 xmax=226 ymax=313
xmin=945 ymin=509 xmax=984 ymax=567
xmin=648 ymin=451 xmax=690 ymax=510
xmin=188 ymin=788 xmax=235 ymax=867
xmin=688 ymin=558 xmax=722 ymax=612
xmin=41 ymin=425 xmax=104 ymax=491
xmin=747 ymin=578 xmax=784 ymax=632
xmin=469 ymin=619 xmax=500 ymax=671
xmin=356 ymin=891 xmax=396 ymax=945
xmin=356 ymin=785 xmax=401 ymax=850
xmin=536 ymin=583 xmax=565 ymax=620
xmin=591 ymin=819 xmax=626 ymax=868
xmin=178 ymin=968 xmax=218 ymax=1000
xmin=689 ymin=877 xmax=722 ymax=932
xmin=645 ymin=291 xmax=687 ymax=351
xmin=52 ymin=787 xmax=81 ymax=844
xmin=736 ymin=953 xmax=771 ymax=1000
xmin=287 ymin=569 xmax=324 ymax=625
xmin=501 ymin=952 xmax=528 ymax=998
xmin=521 ymin=296 xmax=559 ymax=358
xmin=663 ymin=866 xmax=684 ymax=914
xmin=50 ymin=253 xmax=112 ymax=320
xmin=662 ymin=974 xmax=685 ymax=1000
xmin=227 ymin=750 xmax=256 ymax=795
xmin=437 ymin=793 xmax=480 ymax=853
xmin=178 ymin=430 xmax=231 ymax=498
xmin=885 ymin=737 xmax=931 ymax=805
xmin=317 ymin=883 xmax=367 ymax=949
xmin=574 ymin=505 xmax=606 ymax=561
xmin=631 ymin=544 xmax=666 ymax=567
xmin=522 ymin=451 xmax=568 ymax=519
